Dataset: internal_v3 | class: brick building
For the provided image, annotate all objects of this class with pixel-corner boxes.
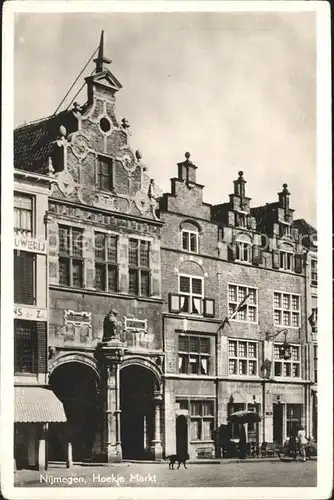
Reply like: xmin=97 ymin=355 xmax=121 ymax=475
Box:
xmin=14 ymin=33 xmax=164 ymax=464
xmin=13 ymin=169 xmax=66 ymax=470
xmin=13 ymin=32 xmax=317 ymax=464
xmin=160 ymin=162 xmax=317 ymax=458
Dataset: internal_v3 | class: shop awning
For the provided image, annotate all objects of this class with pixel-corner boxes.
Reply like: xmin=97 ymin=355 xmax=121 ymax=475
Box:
xmin=15 ymin=387 xmax=67 ymax=423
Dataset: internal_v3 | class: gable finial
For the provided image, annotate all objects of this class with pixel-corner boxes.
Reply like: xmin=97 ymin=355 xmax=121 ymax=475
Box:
xmin=93 ymin=30 xmax=112 ymax=73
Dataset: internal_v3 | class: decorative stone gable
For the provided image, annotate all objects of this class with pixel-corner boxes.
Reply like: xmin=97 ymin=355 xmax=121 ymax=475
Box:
xmin=48 ymin=33 xmax=161 ymax=222
xmin=159 ymin=153 xmax=211 ymax=220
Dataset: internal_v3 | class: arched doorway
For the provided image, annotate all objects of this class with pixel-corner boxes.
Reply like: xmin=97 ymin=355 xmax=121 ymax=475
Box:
xmin=49 ymin=361 xmax=101 ymax=462
xmin=176 ymin=415 xmax=188 ymax=456
xmin=120 ymin=365 xmax=156 ymax=460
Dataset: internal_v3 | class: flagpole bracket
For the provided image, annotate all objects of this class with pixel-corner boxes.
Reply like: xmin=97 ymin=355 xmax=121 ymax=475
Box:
xmin=265 ymin=328 xmax=287 ymax=341
xmin=265 ymin=328 xmax=292 ymax=360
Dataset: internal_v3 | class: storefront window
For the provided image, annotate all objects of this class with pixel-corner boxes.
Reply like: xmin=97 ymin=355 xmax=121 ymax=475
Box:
xmin=188 ymin=400 xmax=215 ymax=441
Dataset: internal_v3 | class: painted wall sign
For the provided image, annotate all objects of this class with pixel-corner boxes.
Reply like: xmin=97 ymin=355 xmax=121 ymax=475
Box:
xmin=231 ymin=382 xmax=262 ymax=390
xmin=64 ymin=310 xmax=92 ymax=325
xmin=14 ymin=236 xmax=47 ymax=254
xmin=124 ymin=317 xmax=148 ymax=331
xmin=271 ymin=384 xmax=304 ymax=393
xmin=14 ymin=305 xmax=47 ymax=321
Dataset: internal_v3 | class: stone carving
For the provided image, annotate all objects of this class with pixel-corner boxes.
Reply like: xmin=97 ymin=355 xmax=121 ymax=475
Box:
xmin=56 ymin=169 xmax=75 ymax=197
xmin=102 ymin=309 xmax=122 ymax=342
xmin=69 ymin=133 xmax=90 ymax=161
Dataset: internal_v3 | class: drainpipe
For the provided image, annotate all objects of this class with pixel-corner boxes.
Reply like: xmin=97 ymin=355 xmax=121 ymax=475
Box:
xmin=303 ymin=249 xmax=310 ymax=433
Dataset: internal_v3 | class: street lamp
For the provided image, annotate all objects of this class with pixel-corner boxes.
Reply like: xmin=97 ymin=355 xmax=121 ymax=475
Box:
xmin=265 ymin=328 xmax=292 ymax=360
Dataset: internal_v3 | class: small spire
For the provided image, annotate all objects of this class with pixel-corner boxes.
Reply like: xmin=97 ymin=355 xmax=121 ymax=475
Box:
xmin=233 ymin=170 xmax=246 ymax=198
xmin=93 ymin=30 xmax=112 ymax=73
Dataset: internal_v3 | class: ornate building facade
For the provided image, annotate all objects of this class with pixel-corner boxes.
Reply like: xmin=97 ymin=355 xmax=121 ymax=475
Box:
xmin=13 ymin=33 xmax=317 ymax=467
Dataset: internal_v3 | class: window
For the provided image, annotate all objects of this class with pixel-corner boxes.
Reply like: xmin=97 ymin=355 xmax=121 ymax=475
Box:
xmin=97 ymin=157 xmax=114 ymax=191
xmin=274 ymin=343 xmax=301 ymax=378
xmin=235 ymin=242 xmax=252 ymax=263
xmin=14 ymin=320 xmax=37 ymax=374
xmin=94 ymin=233 xmax=118 ymax=292
xmin=228 ymin=284 xmax=257 ymax=323
xmin=314 ymin=345 xmax=318 ymax=383
xmin=235 ymin=213 xmax=246 ymax=227
xmin=58 ymin=226 xmax=84 ymax=287
xmin=228 ymin=340 xmax=258 ymax=376
xmin=128 ymin=239 xmax=150 ymax=296
xmin=286 ymin=404 xmax=302 ymax=438
xmin=176 ymin=400 xmax=214 ymax=442
xmin=181 ymin=229 xmax=199 ymax=253
xmin=178 ymin=335 xmax=211 ymax=375
xmin=178 ymin=275 xmax=204 ymax=315
xmin=273 ymin=291 xmax=300 ymax=327
xmin=14 ymin=193 xmax=33 ymax=235
xmin=279 ymin=251 xmax=294 ymax=271
xmin=280 ymin=224 xmax=292 ymax=238
xmin=14 ymin=251 xmax=35 ymax=305
xmin=311 ymin=259 xmax=317 ymax=285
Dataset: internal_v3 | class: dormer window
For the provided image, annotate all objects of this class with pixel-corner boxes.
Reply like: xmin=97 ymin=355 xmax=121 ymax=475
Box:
xmin=279 ymin=251 xmax=294 ymax=271
xmin=236 ymin=241 xmax=252 ymax=263
xmin=97 ymin=156 xmax=114 ymax=192
xmin=182 ymin=229 xmax=198 ymax=253
xmin=235 ymin=213 xmax=246 ymax=228
xmin=280 ymin=224 xmax=292 ymax=238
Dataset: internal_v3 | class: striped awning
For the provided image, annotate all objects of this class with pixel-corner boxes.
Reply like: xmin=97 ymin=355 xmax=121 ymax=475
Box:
xmin=15 ymin=387 xmax=67 ymax=423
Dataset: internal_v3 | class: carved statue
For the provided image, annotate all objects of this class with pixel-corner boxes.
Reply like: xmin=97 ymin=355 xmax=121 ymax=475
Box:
xmin=102 ymin=309 xmax=121 ymax=342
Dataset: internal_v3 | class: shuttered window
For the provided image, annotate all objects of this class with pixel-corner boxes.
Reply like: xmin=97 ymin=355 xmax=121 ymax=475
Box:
xmin=36 ymin=322 xmax=47 ymax=374
xmin=14 ymin=251 xmax=35 ymax=305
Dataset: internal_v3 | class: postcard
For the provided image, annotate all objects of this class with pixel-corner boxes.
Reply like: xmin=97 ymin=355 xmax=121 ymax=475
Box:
xmin=1 ymin=1 xmax=332 ymax=499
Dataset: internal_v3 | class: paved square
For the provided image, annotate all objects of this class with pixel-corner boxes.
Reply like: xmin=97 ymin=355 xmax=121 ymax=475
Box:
xmin=15 ymin=460 xmax=317 ymax=488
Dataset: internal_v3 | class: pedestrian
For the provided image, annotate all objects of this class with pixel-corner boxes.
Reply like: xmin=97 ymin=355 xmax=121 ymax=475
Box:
xmin=297 ymin=425 xmax=307 ymax=462
xmin=238 ymin=424 xmax=247 ymax=459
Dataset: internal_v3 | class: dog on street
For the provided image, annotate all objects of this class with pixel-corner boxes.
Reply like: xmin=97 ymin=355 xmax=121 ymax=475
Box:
xmin=167 ymin=453 xmax=190 ymax=469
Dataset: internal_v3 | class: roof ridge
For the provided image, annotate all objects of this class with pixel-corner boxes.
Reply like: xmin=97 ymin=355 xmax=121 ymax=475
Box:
xmin=14 ymin=110 xmax=70 ymax=131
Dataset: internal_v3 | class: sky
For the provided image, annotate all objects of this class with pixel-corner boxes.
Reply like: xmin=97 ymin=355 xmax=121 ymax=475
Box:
xmin=14 ymin=11 xmax=317 ymax=226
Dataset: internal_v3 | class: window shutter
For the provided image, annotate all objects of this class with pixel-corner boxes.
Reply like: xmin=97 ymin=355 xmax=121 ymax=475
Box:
xmin=295 ymin=253 xmax=303 ymax=274
xmin=36 ymin=322 xmax=47 ymax=373
xmin=14 ymin=251 xmax=35 ymax=304
xmin=227 ymin=243 xmax=236 ymax=262
xmin=179 ymin=335 xmax=188 ymax=352
xmin=203 ymin=298 xmax=215 ymax=318
xmin=252 ymin=245 xmax=262 ymax=266
xmin=169 ymin=293 xmax=181 ymax=313
xmin=272 ymin=250 xmax=280 ymax=269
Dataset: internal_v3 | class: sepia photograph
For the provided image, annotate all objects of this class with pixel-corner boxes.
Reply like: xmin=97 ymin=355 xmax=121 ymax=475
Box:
xmin=1 ymin=1 xmax=332 ymax=499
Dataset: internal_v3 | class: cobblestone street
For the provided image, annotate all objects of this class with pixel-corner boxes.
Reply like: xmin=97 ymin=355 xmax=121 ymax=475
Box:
xmin=14 ymin=459 xmax=317 ymax=488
